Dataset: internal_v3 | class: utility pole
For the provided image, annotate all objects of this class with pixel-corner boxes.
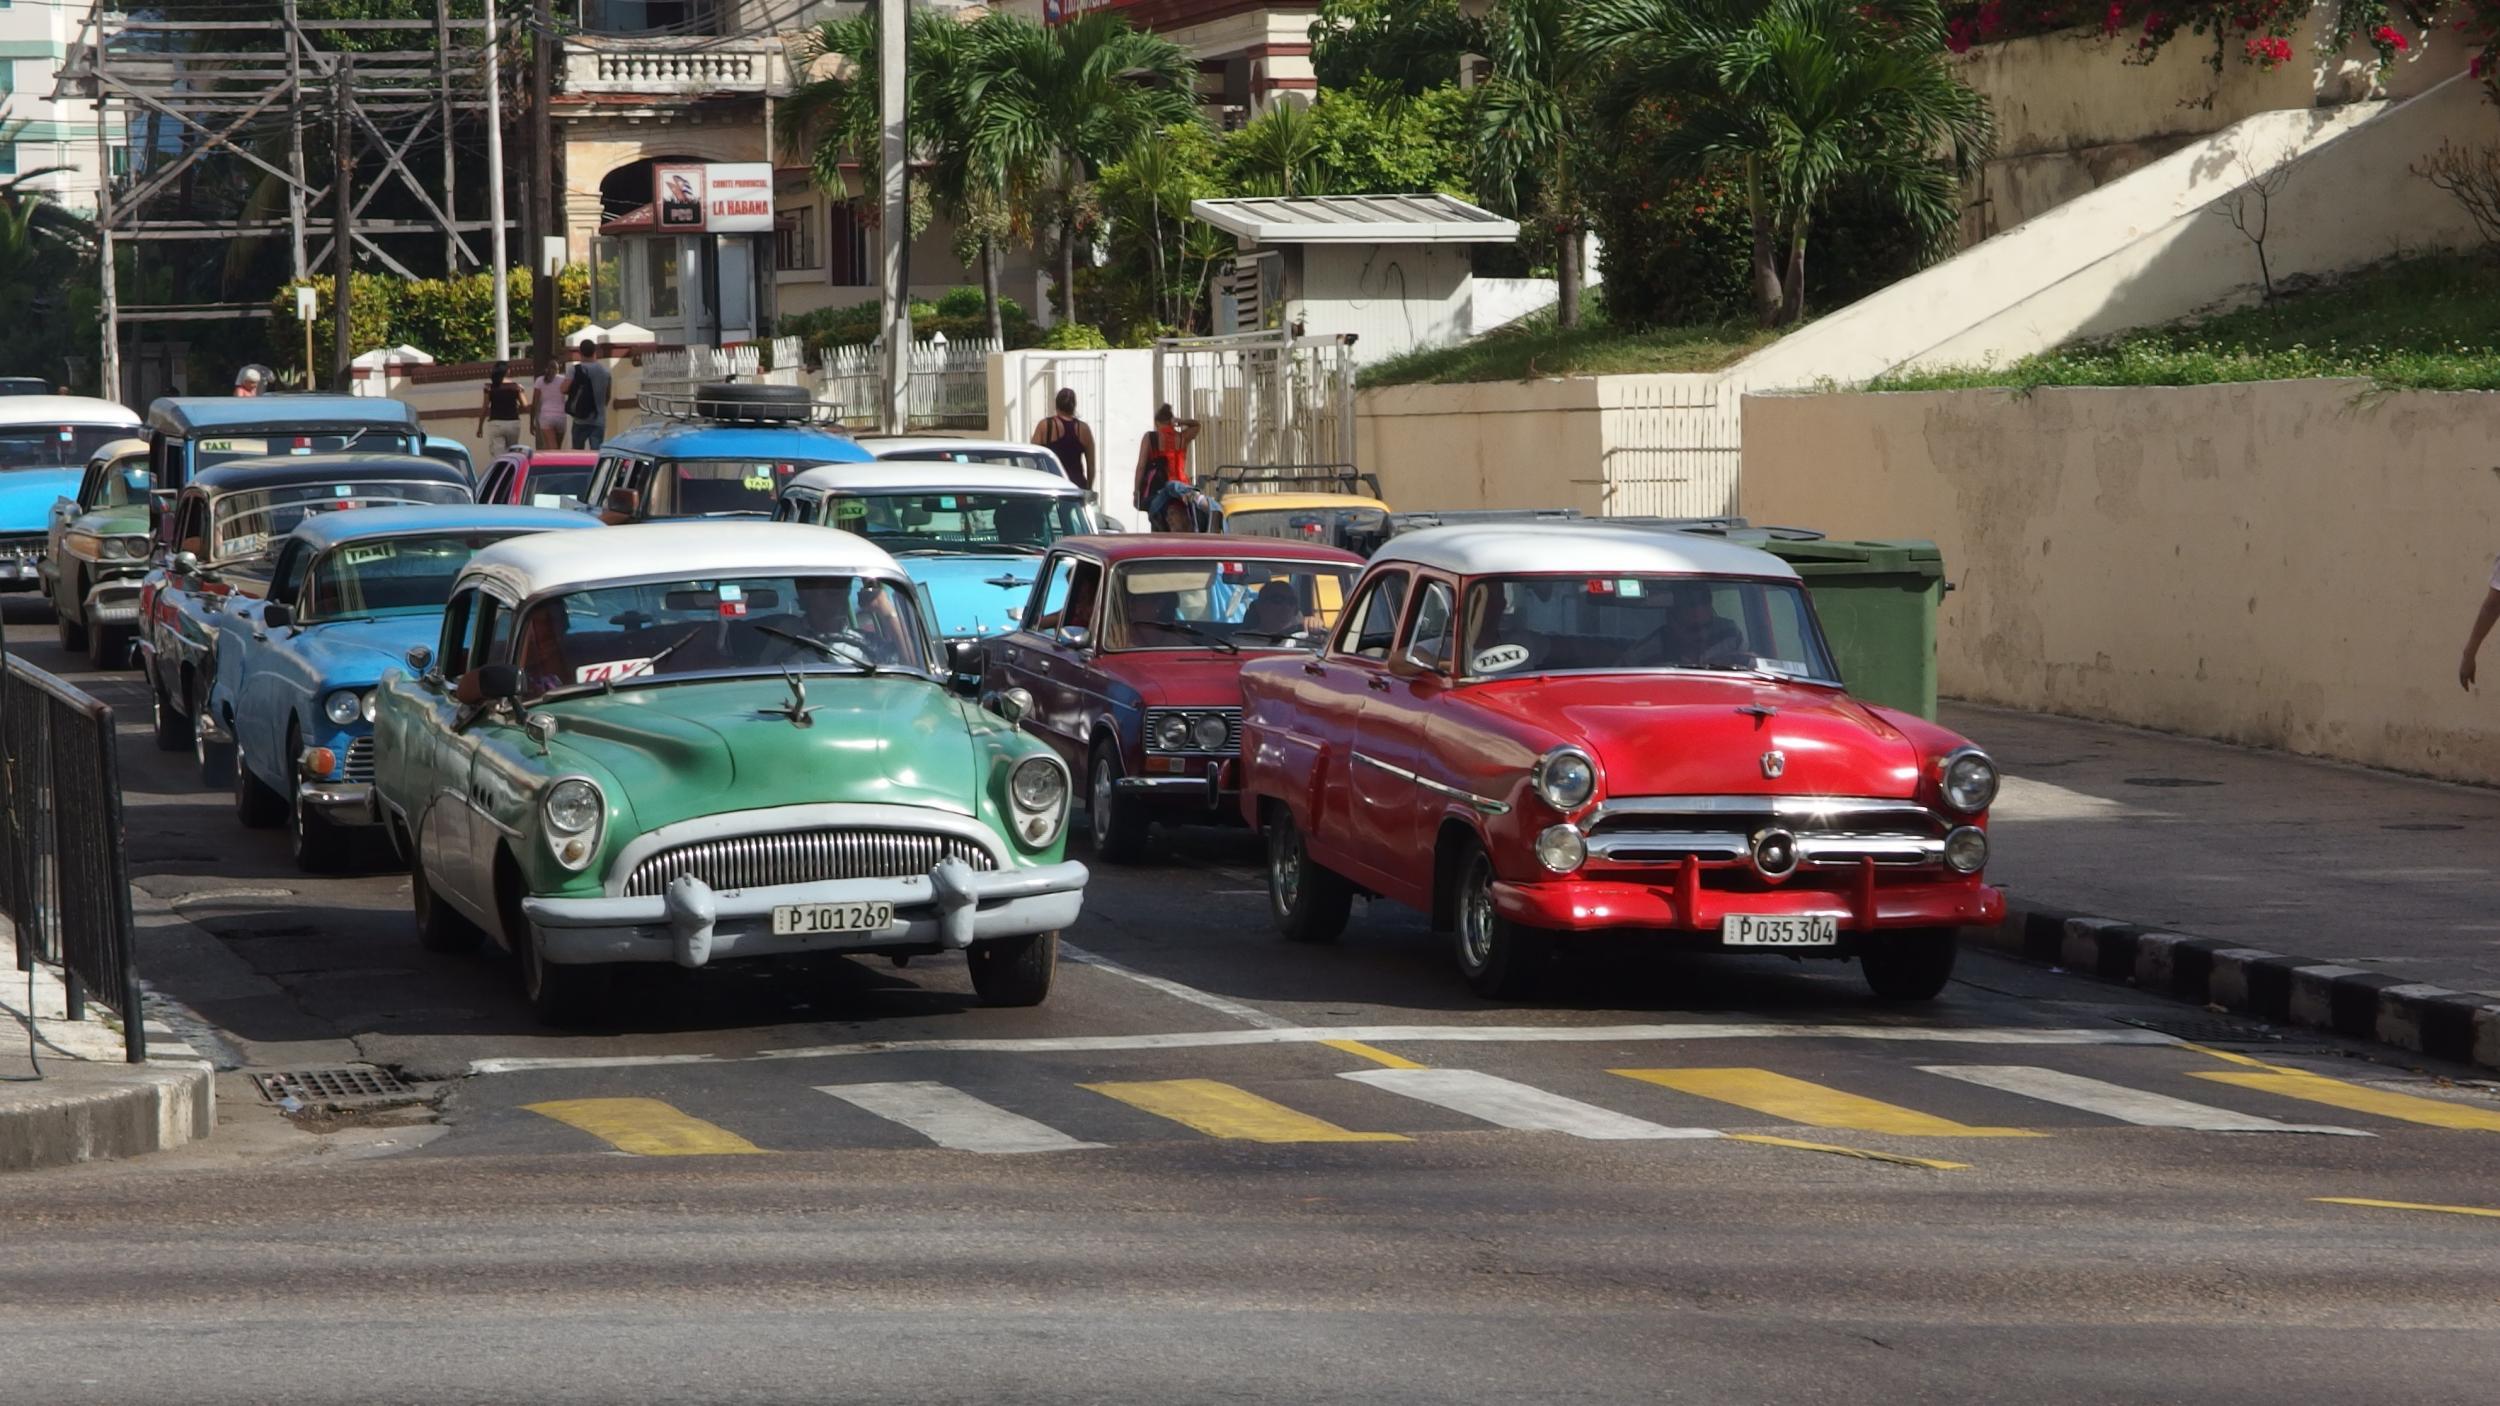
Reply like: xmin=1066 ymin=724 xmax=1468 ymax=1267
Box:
xmin=285 ymin=0 xmax=309 ymax=278
xmin=877 ymin=0 xmax=909 ymax=434
xmin=93 ymin=82 xmax=118 ymax=401
xmin=484 ymin=0 xmax=512 ymax=362
xmin=529 ymin=0 xmax=556 ymax=363
xmin=330 ymin=58 xmax=354 ymax=392
xmin=435 ymin=0 xmax=460 ymax=273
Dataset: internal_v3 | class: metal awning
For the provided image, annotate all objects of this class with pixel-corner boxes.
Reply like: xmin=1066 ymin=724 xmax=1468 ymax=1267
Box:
xmin=1189 ymin=194 xmax=1520 ymax=245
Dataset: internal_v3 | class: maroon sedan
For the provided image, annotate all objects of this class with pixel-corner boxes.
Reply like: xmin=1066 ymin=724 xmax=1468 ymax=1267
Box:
xmin=983 ymin=534 xmax=1364 ymax=862
xmin=475 ymin=449 xmax=599 ymax=510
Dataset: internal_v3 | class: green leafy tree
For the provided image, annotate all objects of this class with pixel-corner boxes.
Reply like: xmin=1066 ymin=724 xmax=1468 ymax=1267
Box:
xmin=1475 ymin=0 xmax=1591 ymax=328
xmin=1309 ymin=0 xmax=1486 ymax=94
xmin=1229 ymin=99 xmax=1324 ymax=198
xmin=1303 ymin=82 xmax=1476 ymax=195
xmin=1577 ymin=0 xmax=1992 ymax=326
xmin=959 ymin=11 xmax=1202 ymax=327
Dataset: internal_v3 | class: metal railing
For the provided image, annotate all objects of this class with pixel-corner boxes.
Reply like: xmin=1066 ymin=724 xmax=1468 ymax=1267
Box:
xmin=1 ymin=632 xmax=144 ymax=1063
xmin=646 ymin=336 xmax=997 ymax=432
xmin=1153 ymin=331 xmax=1358 ymax=476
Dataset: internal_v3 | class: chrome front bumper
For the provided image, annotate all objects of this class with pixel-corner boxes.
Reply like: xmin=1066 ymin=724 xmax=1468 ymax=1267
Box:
xmin=297 ymin=780 xmax=378 ymax=827
xmin=521 ymin=855 xmax=1090 ymax=968
xmin=82 ymin=578 xmax=144 ymax=625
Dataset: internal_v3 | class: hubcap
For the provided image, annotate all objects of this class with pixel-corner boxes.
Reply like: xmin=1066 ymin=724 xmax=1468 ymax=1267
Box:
xmin=1458 ymin=857 xmax=1496 ymax=971
xmin=1272 ymin=822 xmax=1302 ymax=912
xmin=1091 ymin=759 xmax=1114 ymax=845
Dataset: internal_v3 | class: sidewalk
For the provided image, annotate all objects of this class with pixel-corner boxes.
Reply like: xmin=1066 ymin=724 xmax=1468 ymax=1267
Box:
xmin=1949 ymin=702 xmax=2500 ymax=1068
xmin=1 ymin=922 xmax=215 ymax=1173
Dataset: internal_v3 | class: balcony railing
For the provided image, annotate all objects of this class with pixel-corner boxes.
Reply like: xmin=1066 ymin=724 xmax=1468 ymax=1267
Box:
xmin=563 ymin=35 xmax=790 ymax=98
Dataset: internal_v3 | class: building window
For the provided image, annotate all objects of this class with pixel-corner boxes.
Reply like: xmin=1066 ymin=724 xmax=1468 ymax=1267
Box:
xmin=775 ymin=206 xmax=817 ymax=272
xmin=828 ymin=201 xmax=870 ymax=287
xmin=0 ymin=144 xmax=16 ymax=179
xmin=0 ymin=61 xmax=14 ymax=97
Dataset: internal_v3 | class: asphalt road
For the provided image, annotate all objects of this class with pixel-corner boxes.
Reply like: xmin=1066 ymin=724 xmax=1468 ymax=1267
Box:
xmin=6 ymin=596 xmax=2500 ymax=1404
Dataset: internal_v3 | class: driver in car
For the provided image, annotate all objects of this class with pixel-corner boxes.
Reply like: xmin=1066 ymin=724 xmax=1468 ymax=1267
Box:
xmin=1239 ymin=580 xmax=1308 ymax=640
xmin=994 ymin=497 xmax=1050 ymax=548
xmin=1654 ymin=582 xmax=1748 ymax=669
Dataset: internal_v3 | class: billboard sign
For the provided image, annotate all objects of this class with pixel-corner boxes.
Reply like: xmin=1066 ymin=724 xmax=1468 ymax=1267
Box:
xmin=703 ymin=163 xmax=773 ymax=233
xmin=656 ymin=163 xmax=705 ymax=231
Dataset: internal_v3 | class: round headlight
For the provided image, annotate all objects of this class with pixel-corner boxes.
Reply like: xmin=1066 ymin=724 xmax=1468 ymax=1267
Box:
xmin=100 ymin=537 xmax=131 ymax=561
xmin=1154 ymin=714 xmax=1191 ymax=752
xmin=322 ymin=689 xmax=362 ymax=725
xmin=544 ymin=778 xmax=602 ymax=834
xmin=1943 ymin=826 xmax=1989 ymax=874
xmin=1191 ymin=714 xmax=1230 ymax=751
xmin=1942 ymin=749 xmax=1999 ymax=813
xmin=1010 ymin=755 xmax=1067 ymax=813
xmin=1533 ymin=747 xmax=1597 ymax=812
xmin=1535 ymin=824 xmax=1586 ymax=874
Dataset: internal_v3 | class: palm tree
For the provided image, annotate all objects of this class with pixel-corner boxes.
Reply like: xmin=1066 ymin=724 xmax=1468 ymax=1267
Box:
xmin=1475 ymin=0 xmax=1589 ymax=330
xmin=959 ymin=11 xmax=1200 ymax=328
xmin=1232 ymin=99 xmax=1323 ymax=198
xmin=1577 ymin=0 xmax=1992 ymax=326
xmin=783 ymin=10 xmax=966 ymax=322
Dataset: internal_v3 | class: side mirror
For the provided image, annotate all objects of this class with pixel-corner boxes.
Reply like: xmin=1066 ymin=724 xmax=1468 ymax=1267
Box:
xmin=262 ymin=603 xmax=295 ymax=630
xmin=475 ymin=663 xmax=523 ymax=702
xmin=173 ymin=550 xmax=199 ymax=575
xmin=994 ymin=686 xmax=1034 ymax=726
xmin=945 ymin=638 xmax=984 ymax=679
xmin=1057 ymin=625 xmax=1090 ymax=651
xmin=404 ymin=644 xmax=434 ymax=674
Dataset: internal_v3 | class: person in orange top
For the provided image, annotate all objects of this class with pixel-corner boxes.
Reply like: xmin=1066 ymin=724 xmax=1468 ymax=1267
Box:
xmin=1131 ymin=403 xmax=1202 ymax=533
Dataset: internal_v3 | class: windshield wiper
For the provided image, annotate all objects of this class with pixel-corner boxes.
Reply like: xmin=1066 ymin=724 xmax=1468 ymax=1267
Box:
xmin=754 ymin=623 xmax=881 ymax=674
xmin=1155 ymin=619 xmax=1239 ymax=655
xmin=1230 ymin=628 xmax=1305 ymax=644
xmin=602 ymin=625 xmax=703 ymax=692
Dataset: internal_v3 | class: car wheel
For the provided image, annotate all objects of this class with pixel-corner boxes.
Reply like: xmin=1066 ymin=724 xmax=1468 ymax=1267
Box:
xmin=1265 ymin=806 xmax=1351 ymax=944
xmin=232 ymin=744 xmax=288 ymax=829
xmin=55 ymin=611 xmax=86 ymax=653
xmin=517 ymin=916 xmax=606 ymax=1027
xmin=967 ymin=930 xmax=1057 ymax=1007
xmin=287 ymin=725 xmax=352 ymax=873
xmin=149 ymin=673 xmax=188 ymax=752
xmin=1449 ymin=844 xmax=1547 ymax=999
xmin=407 ymin=828 xmax=483 ymax=955
xmin=192 ymin=679 xmax=234 ymax=789
xmin=86 ymin=624 xmax=129 ymax=671
xmin=1859 ymin=928 xmax=1958 ymax=1002
xmin=1087 ymin=747 xmax=1150 ymax=864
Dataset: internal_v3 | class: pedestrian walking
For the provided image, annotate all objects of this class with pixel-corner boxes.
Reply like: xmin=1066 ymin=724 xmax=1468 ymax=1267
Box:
xmin=2460 ymin=558 xmax=2500 ymax=690
xmin=1132 ymin=403 xmax=1202 ymax=533
xmin=529 ymin=356 xmax=568 ymax=451
xmin=477 ymin=360 xmax=527 ymax=457
xmin=563 ymin=339 xmax=612 ymax=450
xmin=1032 ymin=387 xmax=1097 ymax=495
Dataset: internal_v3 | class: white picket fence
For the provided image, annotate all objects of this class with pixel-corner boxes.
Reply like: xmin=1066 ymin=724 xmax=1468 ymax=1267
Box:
xmin=642 ymin=335 xmax=994 ymax=431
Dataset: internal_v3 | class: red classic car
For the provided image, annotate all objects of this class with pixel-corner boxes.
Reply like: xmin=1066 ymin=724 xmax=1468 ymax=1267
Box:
xmin=1236 ymin=523 xmax=2004 ymax=999
xmin=475 ymin=450 xmax=599 ymax=510
xmin=983 ymin=534 xmax=1364 ymax=862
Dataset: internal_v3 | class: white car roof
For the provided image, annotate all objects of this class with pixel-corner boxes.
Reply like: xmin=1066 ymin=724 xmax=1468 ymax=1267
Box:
xmin=86 ymin=437 xmax=150 ymax=468
xmin=864 ymin=436 xmax=1056 ymax=458
xmin=784 ymin=459 xmax=1083 ymax=496
xmin=463 ymin=520 xmax=906 ymax=601
xmin=0 ymin=396 xmax=142 ymax=428
xmin=1373 ymin=522 xmax=1801 ymax=580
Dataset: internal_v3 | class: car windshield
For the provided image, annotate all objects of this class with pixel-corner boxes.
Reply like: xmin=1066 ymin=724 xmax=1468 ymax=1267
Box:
xmin=520 ymin=464 xmax=594 ymax=506
xmin=1459 ymin=574 xmax=1838 ymax=681
xmin=208 ymin=480 xmax=471 ymax=562
xmin=660 ymin=459 xmax=823 ymax=516
xmin=191 ymin=429 xmax=420 ymax=470
xmin=304 ymin=532 xmax=525 ymax=621
xmin=521 ymin=573 xmax=929 ymax=695
xmin=1103 ymin=558 xmax=1356 ymax=651
xmin=0 ymin=424 xmax=133 ymax=470
xmin=824 ymin=491 xmax=1089 ymax=554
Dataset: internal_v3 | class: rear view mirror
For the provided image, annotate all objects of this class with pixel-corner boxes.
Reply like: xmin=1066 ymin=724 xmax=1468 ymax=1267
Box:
xmin=1056 ymin=625 xmax=1090 ymax=651
xmin=261 ymin=603 xmax=294 ymax=630
xmin=475 ymin=663 xmax=523 ymax=701
xmin=173 ymin=550 xmax=199 ymax=575
xmin=405 ymin=644 xmax=434 ymax=674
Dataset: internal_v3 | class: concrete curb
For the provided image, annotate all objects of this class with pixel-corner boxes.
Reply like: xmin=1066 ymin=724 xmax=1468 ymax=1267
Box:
xmin=1978 ymin=904 xmax=2500 ymax=1072
xmin=0 ymin=1053 xmax=216 ymax=1174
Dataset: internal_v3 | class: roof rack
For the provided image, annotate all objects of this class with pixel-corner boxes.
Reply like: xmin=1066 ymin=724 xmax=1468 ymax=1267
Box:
xmin=1206 ymin=463 xmax=1383 ymax=501
xmin=638 ymin=381 xmax=863 ymax=429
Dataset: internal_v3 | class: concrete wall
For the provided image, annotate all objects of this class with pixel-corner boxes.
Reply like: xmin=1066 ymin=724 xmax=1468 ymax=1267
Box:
xmin=1354 ymin=374 xmax=1744 ymax=518
xmin=989 ymin=347 xmax=1153 ymax=530
xmin=1742 ymin=381 xmax=2500 ymax=786
xmin=1289 ymin=243 xmax=1473 ymax=368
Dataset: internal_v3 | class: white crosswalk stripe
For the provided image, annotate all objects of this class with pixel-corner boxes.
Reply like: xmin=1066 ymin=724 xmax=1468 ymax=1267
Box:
xmin=817 ymin=1081 xmax=1106 ymax=1154
xmin=1916 ymin=1065 xmax=2371 ymax=1135
xmin=1341 ymin=1068 xmax=1721 ymax=1140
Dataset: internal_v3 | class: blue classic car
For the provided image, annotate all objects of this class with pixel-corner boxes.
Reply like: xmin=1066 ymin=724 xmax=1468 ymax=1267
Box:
xmin=143 ymin=395 xmax=425 ymax=491
xmin=210 ymin=504 xmax=600 ymax=870
xmin=774 ymin=460 xmax=1095 ymax=684
xmin=1 ymin=396 xmax=143 ymax=591
xmin=140 ymin=454 xmax=475 ymax=783
xmin=580 ymin=385 xmax=873 ymax=523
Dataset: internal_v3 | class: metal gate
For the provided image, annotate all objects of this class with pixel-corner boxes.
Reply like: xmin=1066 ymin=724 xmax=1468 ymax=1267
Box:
xmin=1152 ymin=331 xmax=1357 ymax=473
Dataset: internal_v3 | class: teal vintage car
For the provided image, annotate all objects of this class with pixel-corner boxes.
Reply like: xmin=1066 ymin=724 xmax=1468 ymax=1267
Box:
xmin=41 ymin=436 xmax=154 ymax=667
xmin=369 ymin=520 xmax=1087 ymax=1023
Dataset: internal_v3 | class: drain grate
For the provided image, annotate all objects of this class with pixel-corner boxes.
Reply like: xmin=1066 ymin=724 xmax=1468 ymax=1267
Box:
xmin=2123 ymin=776 xmax=2222 ymax=788
xmin=253 ymin=1067 xmax=412 ymax=1104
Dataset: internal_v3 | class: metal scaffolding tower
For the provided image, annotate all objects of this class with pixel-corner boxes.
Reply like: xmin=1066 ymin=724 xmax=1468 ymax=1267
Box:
xmin=57 ymin=0 xmax=510 ymax=396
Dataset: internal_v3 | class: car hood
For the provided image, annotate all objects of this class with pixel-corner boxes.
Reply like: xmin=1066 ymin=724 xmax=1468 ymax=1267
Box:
xmin=0 ymin=470 xmax=79 ymax=530
xmin=1101 ymin=647 xmax=1274 ymax=708
xmin=294 ymin=614 xmax=438 ymax=686
xmin=1461 ymin=674 xmax=1924 ymax=799
xmin=72 ymin=504 xmax=150 ymax=537
xmin=899 ymin=553 xmax=1045 ymax=639
xmin=539 ymin=674 xmax=983 ymax=829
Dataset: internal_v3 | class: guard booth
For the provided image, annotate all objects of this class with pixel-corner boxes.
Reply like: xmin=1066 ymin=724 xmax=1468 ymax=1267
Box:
xmin=1150 ymin=330 xmax=1358 ymax=481
xmin=596 ymin=160 xmax=775 ymax=346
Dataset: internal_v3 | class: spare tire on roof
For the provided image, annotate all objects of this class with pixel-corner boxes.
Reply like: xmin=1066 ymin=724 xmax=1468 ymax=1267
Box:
xmin=692 ymin=382 xmax=811 ymax=423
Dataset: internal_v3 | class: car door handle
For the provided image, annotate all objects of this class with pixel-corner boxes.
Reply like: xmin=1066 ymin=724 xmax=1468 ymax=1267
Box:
xmin=1302 ymin=661 xmax=1326 ymax=677
xmin=1366 ymin=676 xmax=1392 ymax=692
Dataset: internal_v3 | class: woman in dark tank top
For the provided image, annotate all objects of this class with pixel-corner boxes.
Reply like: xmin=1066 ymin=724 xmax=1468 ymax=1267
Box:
xmin=478 ymin=360 xmax=527 ymax=456
xmin=1031 ymin=386 xmax=1095 ymax=492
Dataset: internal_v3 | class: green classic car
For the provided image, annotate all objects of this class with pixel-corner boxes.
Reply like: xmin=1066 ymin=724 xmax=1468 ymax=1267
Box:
xmin=40 ymin=436 xmax=154 ymax=667
xmin=370 ymin=520 xmax=1087 ymax=1023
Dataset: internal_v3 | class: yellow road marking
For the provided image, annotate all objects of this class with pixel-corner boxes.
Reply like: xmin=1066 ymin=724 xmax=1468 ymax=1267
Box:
xmin=524 ymin=1097 xmax=770 ymax=1156
xmin=1612 ymin=1068 xmax=2043 ymax=1138
xmin=1724 ymin=1133 xmax=1969 ymax=1170
xmin=1320 ymin=1039 xmax=1425 ymax=1070
xmin=2192 ymin=1071 xmax=2500 ymax=1132
xmin=1084 ymin=1079 xmax=1408 ymax=1143
xmin=2175 ymin=1040 xmax=2300 ymax=1074
xmin=2314 ymin=1197 xmax=2500 ymax=1220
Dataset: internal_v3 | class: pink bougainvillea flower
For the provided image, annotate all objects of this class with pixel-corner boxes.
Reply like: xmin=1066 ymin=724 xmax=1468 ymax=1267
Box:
xmin=2373 ymin=24 xmax=2409 ymax=50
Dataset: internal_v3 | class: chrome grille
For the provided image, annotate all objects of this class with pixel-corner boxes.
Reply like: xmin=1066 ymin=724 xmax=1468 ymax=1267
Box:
xmin=1583 ymin=796 xmax=1948 ymax=869
xmin=623 ymin=828 xmax=997 ymax=898
xmin=342 ymin=737 xmax=376 ymax=783
xmin=1143 ymin=707 xmax=1243 ymax=755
